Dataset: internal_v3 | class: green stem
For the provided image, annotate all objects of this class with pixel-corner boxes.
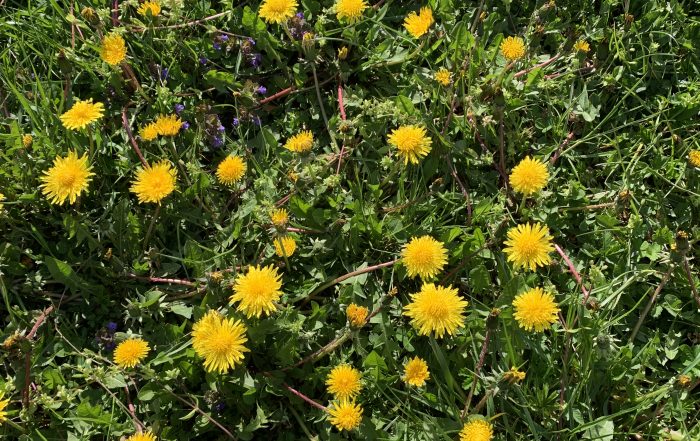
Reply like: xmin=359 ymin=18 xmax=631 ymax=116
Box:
xmin=87 ymin=125 xmax=95 ymax=159
xmin=143 ymin=204 xmax=161 ymax=251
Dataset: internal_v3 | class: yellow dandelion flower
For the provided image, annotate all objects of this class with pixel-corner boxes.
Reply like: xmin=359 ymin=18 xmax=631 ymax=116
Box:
xmin=403 ymin=7 xmax=434 ymax=39
xmin=139 ymin=123 xmax=159 ymax=142
xmin=346 ymin=303 xmax=369 ymax=327
xmin=388 ymin=125 xmax=432 ymax=165
xmin=503 ymin=223 xmax=554 ymax=271
xmin=326 ymin=364 xmax=362 ymax=400
xmin=336 ymin=0 xmax=367 ymax=23
xmin=337 ymin=46 xmax=349 ymax=60
xmin=125 ymin=432 xmax=157 ymax=441
xmin=59 ymin=99 xmax=105 ymax=130
xmin=459 ymin=419 xmax=494 ymax=441
xmin=259 ymin=0 xmax=298 ymax=24
xmin=677 ymin=375 xmax=692 ymax=387
xmin=270 ymin=208 xmax=289 ymax=227
xmin=500 ymin=36 xmax=525 ymax=61
xmin=113 ymin=338 xmax=150 ymax=368
xmin=509 ymin=156 xmax=549 ymax=196
xmin=230 ymin=265 xmax=283 ymax=318
xmin=216 ymin=155 xmax=247 ymax=186
xmin=0 ymin=392 xmax=9 ymax=424
xmin=404 ymin=283 xmax=468 ymax=338
xmin=434 ymin=68 xmax=452 ymax=86
xmin=503 ymin=366 xmax=526 ymax=383
xmin=100 ymin=33 xmax=127 ymax=66
xmin=40 ymin=151 xmax=94 ymax=205
xmin=328 ymin=400 xmax=363 ymax=431
xmin=401 ymin=235 xmax=447 ymax=280
xmin=274 ymin=236 xmax=297 ymax=257
xmin=130 ymin=161 xmax=177 ymax=204
xmin=402 ymin=356 xmax=430 ymax=387
xmin=22 ymin=134 xmax=33 ymax=148
xmin=284 ymin=131 xmax=314 ymax=153
xmin=154 ymin=114 xmax=182 ymax=137
xmin=191 ymin=310 xmax=249 ymax=373
xmin=689 ymin=150 xmax=700 ymax=167
xmin=137 ymin=1 xmax=161 ymax=16
xmin=512 ymin=287 xmax=559 ymax=332
xmin=573 ymin=39 xmax=590 ymax=53
xmin=0 ymin=193 xmax=4 ymax=213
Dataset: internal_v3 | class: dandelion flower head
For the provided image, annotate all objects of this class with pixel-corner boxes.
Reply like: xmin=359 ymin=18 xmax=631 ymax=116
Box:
xmin=404 ymin=283 xmax=468 ymax=338
xmin=336 ymin=0 xmax=368 ymax=23
xmin=326 ymin=364 xmax=362 ymax=400
xmin=274 ymin=236 xmax=297 ymax=257
xmin=689 ymin=150 xmax=700 ymax=167
xmin=346 ymin=303 xmax=369 ymax=327
xmin=59 ymin=99 xmax=104 ymax=130
xmin=328 ymin=400 xmax=363 ymax=431
xmin=512 ymin=287 xmax=559 ymax=332
xmin=503 ymin=223 xmax=554 ymax=271
xmin=40 ymin=151 xmax=94 ymax=205
xmin=154 ymin=114 xmax=182 ymax=136
xmin=139 ymin=123 xmax=159 ymax=142
xmin=402 ymin=356 xmax=430 ymax=387
xmin=191 ymin=310 xmax=249 ymax=373
xmin=403 ymin=7 xmax=434 ymax=39
xmin=459 ymin=419 xmax=494 ymax=441
xmin=284 ymin=131 xmax=314 ymax=153
xmin=125 ymin=431 xmax=157 ymax=441
xmin=509 ymin=156 xmax=549 ymax=196
xmin=435 ymin=68 xmax=452 ymax=86
xmin=216 ymin=155 xmax=247 ymax=186
xmin=113 ymin=338 xmax=150 ymax=368
xmin=100 ymin=33 xmax=127 ymax=65
xmin=270 ymin=208 xmax=289 ymax=227
xmin=573 ymin=40 xmax=590 ymax=53
xmin=259 ymin=0 xmax=298 ymax=24
xmin=137 ymin=1 xmax=161 ymax=16
xmin=388 ymin=125 xmax=433 ymax=164
xmin=401 ymin=235 xmax=447 ymax=280
xmin=130 ymin=161 xmax=177 ymax=204
xmin=500 ymin=36 xmax=525 ymax=61
xmin=230 ymin=265 xmax=283 ymax=318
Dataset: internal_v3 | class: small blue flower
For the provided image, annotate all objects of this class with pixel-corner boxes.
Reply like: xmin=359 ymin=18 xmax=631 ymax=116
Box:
xmin=214 ymin=402 xmax=226 ymax=413
xmin=211 ymin=135 xmax=224 ymax=148
xmin=256 ymin=86 xmax=267 ymax=95
xmin=247 ymin=37 xmax=256 ymax=46
xmin=106 ymin=322 xmax=118 ymax=333
xmin=296 ymin=12 xmax=304 ymax=19
xmin=182 ymin=121 xmax=190 ymax=130
xmin=232 ymin=118 xmax=240 ymax=127
xmin=220 ymin=34 xmax=229 ymax=42
xmin=160 ymin=68 xmax=169 ymax=80
xmin=249 ymin=53 xmax=262 ymax=68
xmin=252 ymin=116 xmax=261 ymax=126
xmin=199 ymin=57 xmax=208 ymax=65
xmin=174 ymin=104 xmax=185 ymax=115
xmin=213 ymin=42 xmax=221 ymax=51
xmin=217 ymin=124 xmax=225 ymax=133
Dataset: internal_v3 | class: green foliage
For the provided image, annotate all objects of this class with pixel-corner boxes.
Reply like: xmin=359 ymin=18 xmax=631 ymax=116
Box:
xmin=0 ymin=0 xmax=699 ymax=440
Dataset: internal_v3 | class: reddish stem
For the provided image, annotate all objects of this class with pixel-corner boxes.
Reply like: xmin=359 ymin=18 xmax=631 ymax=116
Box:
xmin=121 ymin=108 xmax=148 ymax=168
xmin=258 ymin=87 xmax=296 ymax=105
xmin=554 ymin=244 xmax=590 ymax=302
xmin=337 ymin=83 xmax=347 ymax=121
xmin=550 ymin=132 xmax=575 ymax=165
xmin=127 ymin=274 xmax=197 ymax=287
xmin=283 ymin=383 xmax=328 ymax=411
xmin=24 ymin=305 xmax=55 ymax=407
xmin=514 ymin=54 xmax=561 ymax=78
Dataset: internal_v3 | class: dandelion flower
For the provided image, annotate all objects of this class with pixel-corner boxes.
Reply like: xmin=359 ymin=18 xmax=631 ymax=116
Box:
xmin=573 ymin=40 xmax=590 ymax=53
xmin=40 ymin=151 xmax=94 ymax=205
xmin=402 ymin=356 xmax=430 ymax=387
xmin=459 ymin=419 xmax=494 ymax=441
xmin=403 ymin=7 xmax=434 ymax=39
xmin=0 ymin=193 xmax=4 ymax=213
xmin=259 ymin=0 xmax=298 ymax=24
xmin=512 ymin=287 xmax=559 ymax=332
xmin=130 ymin=161 xmax=177 ymax=204
xmin=689 ymin=150 xmax=700 ymax=167
xmin=326 ymin=364 xmax=362 ymax=400
xmin=100 ymin=33 xmax=127 ymax=65
xmin=137 ymin=1 xmax=161 ymax=16
xmin=230 ymin=265 xmax=283 ymax=318
xmin=274 ymin=236 xmax=296 ymax=257
xmin=0 ymin=392 xmax=8 ymax=424
xmin=404 ymin=283 xmax=468 ymax=338
xmin=139 ymin=123 xmax=159 ymax=141
xmin=503 ymin=366 xmax=526 ymax=383
xmin=216 ymin=155 xmax=247 ymax=185
xmin=284 ymin=131 xmax=314 ymax=153
xmin=678 ymin=375 xmax=692 ymax=387
xmin=22 ymin=134 xmax=33 ymax=148
xmin=113 ymin=338 xmax=150 ymax=368
xmin=191 ymin=310 xmax=249 ymax=373
xmin=500 ymin=36 xmax=525 ymax=61
xmin=388 ymin=125 xmax=432 ymax=164
xmin=503 ymin=223 xmax=554 ymax=271
xmin=154 ymin=114 xmax=182 ymax=136
xmin=125 ymin=432 xmax=157 ymax=441
xmin=328 ymin=400 xmax=363 ymax=431
xmin=336 ymin=0 xmax=367 ymax=23
xmin=59 ymin=99 xmax=104 ymax=130
xmin=270 ymin=208 xmax=289 ymax=227
xmin=434 ymin=68 xmax=452 ymax=86
xmin=346 ymin=304 xmax=369 ymax=327
xmin=401 ymin=235 xmax=447 ymax=280
xmin=509 ymin=156 xmax=549 ymax=196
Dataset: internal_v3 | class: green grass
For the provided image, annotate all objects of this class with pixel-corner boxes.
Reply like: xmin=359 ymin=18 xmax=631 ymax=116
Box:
xmin=0 ymin=0 xmax=699 ymax=439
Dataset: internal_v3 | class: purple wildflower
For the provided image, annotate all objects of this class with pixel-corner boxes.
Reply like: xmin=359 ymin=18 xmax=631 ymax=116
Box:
xmin=181 ymin=121 xmax=190 ymax=130
xmin=174 ymin=104 xmax=185 ymax=115
xmin=256 ymin=86 xmax=267 ymax=95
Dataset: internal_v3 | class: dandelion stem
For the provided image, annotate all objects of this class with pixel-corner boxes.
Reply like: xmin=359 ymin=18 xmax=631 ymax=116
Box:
xmin=143 ymin=204 xmax=161 ymax=251
xmin=303 ymin=259 xmax=398 ymax=303
xmin=87 ymin=125 xmax=95 ymax=159
xmin=121 ymin=108 xmax=148 ymax=167
xmin=462 ymin=325 xmax=493 ymax=418
xmin=629 ymin=266 xmax=674 ymax=342
xmin=554 ymin=244 xmax=590 ymax=303
xmin=681 ymin=257 xmax=700 ymax=309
